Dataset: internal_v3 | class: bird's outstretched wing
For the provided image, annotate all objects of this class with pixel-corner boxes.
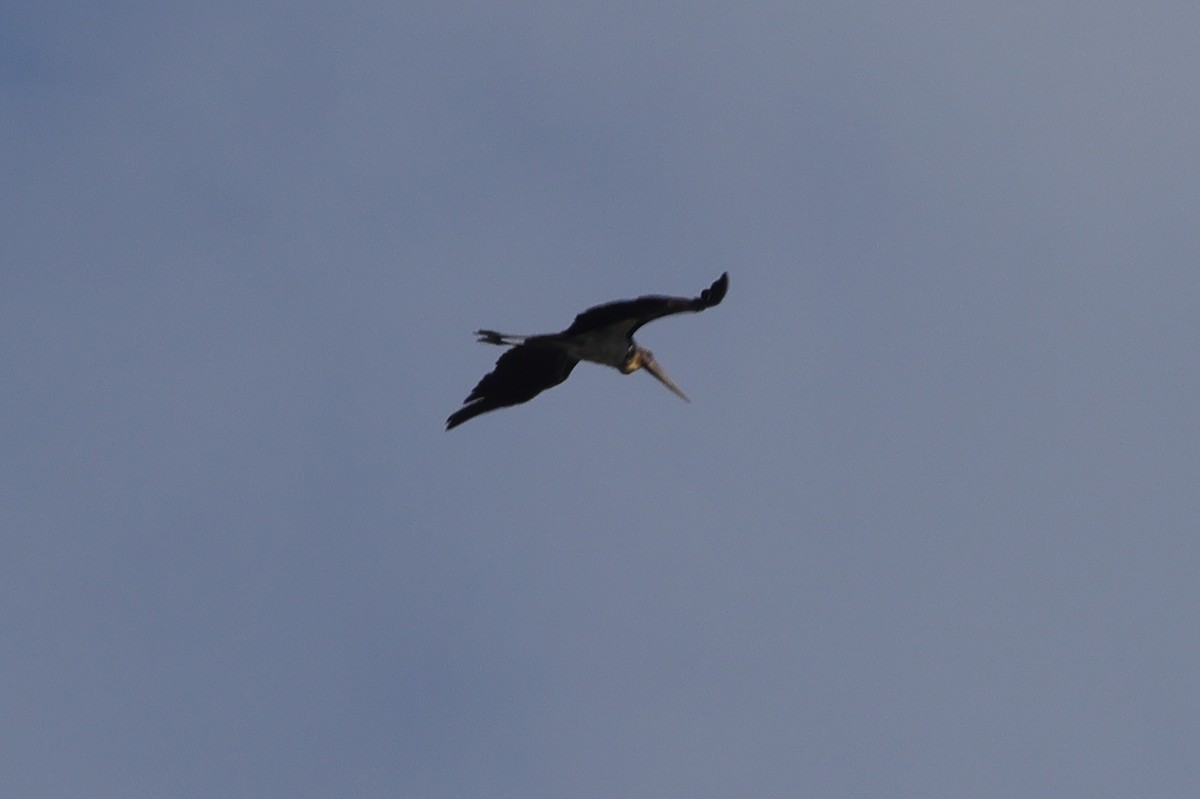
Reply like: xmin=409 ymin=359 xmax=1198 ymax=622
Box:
xmin=445 ymin=346 xmax=578 ymax=430
xmin=563 ymin=272 xmax=728 ymax=340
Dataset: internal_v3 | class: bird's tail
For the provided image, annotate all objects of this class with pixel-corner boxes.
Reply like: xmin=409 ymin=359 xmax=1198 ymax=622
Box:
xmin=475 ymin=330 xmax=527 ymax=346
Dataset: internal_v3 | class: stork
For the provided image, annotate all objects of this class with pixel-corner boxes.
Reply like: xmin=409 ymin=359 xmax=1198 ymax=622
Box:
xmin=446 ymin=272 xmax=728 ymax=430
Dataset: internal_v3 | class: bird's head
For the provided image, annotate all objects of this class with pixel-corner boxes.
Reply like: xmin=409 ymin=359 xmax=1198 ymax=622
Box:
xmin=623 ymin=346 xmax=690 ymax=402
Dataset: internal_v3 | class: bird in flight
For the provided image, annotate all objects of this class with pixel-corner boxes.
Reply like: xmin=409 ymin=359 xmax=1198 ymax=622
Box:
xmin=446 ymin=272 xmax=729 ymax=430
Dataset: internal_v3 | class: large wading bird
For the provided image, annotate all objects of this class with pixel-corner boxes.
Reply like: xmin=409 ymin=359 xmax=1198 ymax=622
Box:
xmin=446 ymin=272 xmax=729 ymax=430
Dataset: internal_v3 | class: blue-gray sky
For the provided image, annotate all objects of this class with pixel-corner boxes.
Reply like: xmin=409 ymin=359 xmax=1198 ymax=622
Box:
xmin=4 ymin=3 xmax=1198 ymax=797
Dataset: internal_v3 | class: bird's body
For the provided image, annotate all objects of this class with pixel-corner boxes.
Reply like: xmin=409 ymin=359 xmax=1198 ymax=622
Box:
xmin=446 ymin=273 xmax=728 ymax=430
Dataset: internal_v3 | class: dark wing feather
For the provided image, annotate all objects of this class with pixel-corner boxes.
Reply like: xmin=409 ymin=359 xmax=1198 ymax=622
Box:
xmin=563 ymin=272 xmax=728 ymax=340
xmin=445 ymin=346 xmax=578 ymax=430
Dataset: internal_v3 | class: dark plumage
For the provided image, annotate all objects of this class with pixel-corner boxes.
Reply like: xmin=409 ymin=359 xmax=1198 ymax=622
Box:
xmin=445 ymin=347 xmax=578 ymax=430
xmin=446 ymin=273 xmax=728 ymax=430
xmin=562 ymin=272 xmax=728 ymax=338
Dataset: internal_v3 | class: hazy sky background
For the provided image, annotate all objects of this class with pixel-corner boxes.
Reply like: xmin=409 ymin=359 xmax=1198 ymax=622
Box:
xmin=3 ymin=3 xmax=1198 ymax=797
